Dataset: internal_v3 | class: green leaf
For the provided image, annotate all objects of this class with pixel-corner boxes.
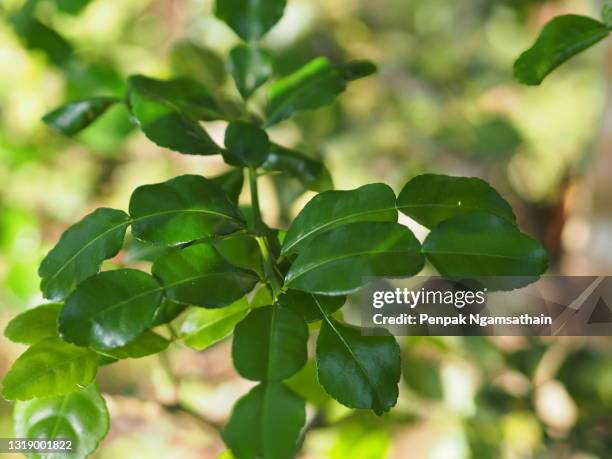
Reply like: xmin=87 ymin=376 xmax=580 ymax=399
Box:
xmin=514 ymin=15 xmax=609 ymax=85
xmin=42 ymin=97 xmax=119 ymax=136
xmin=229 ymin=44 xmax=273 ymax=100
xmin=56 ymin=0 xmax=94 ymax=15
xmin=211 ymin=169 xmax=244 ymax=204
xmin=170 ymin=41 xmax=227 ymax=87
xmin=153 ymin=243 xmax=259 ymax=308
xmin=316 ymin=318 xmax=401 ymax=415
xmin=59 ymin=269 xmax=163 ymax=349
xmin=282 ymin=183 xmax=397 ymax=256
xmin=223 ymin=382 xmax=305 ymax=459
xmin=128 ymin=82 xmax=221 ymax=155
xmin=180 ymin=297 xmax=250 ymax=350
xmin=215 ymin=0 xmax=287 ymax=41
xmin=603 ymin=2 xmax=612 ymax=29
xmin=232 ymin=306 xmax=308 ymax=381
xmin=224 ymin=121 xmax=270 ymax=167
xmin=152 ymin=299 xmax=187 ymax=326
xmin=278 ymin=290 xmax=345 ymax=323
xmin=129 ymin=174 xmax=244 ymax=246
xmin=335 ymin=60 xmax=377 ymax=81
xmin=213 ymin=234 xmax=263 ymax=277
xmin=11 ymin=14 xmax=73 ymax=67
xmin=98 ymin=331 xmax=169 ymax=360
xmin=2 ymin=338 xmax=98 ymax=401
xmin=4 ymin=303 xmax=62 ymax=345
xmin=285 ymin=221 xmax=424 ymax=295
xmin=262 ymin=143 xmax=333 ymax=192
xmin=396 ymin=174 xmax=516 ymax=229
xmin=14 ymin=384 xmax=109 ymax=459
xmin=422 ymin=212 xmax=549 ymax=288
xmin=39 ymin=208 xmax=130 ymax=300
xmin=128 ymin=75 xmax=224 ymax=121
xmin=266 ymin=57 xmax=345 ymax=126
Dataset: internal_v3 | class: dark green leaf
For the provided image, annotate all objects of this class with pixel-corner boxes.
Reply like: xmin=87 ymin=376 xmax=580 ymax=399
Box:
xmin=266 ymin=57 xmax=346 ymax=126
xmin=2 ymin=338 xmax=98 ymax=401
xmin=43 ymin=97 xmax=118 ymax=136
xmin=336 ymin=60 xmax=377 ymax=81
xmin=213 ymin=234 xmax=263 ymax=277
xmin=396 ymin=174 xmax=516 ymax=229
xmin=123 ymin=237 xmax=171 ymax=263
xmin=316 ymin=318 xmax=401 ymax=415
xmin=129 ymin=174 xmax=244 ymax=246
xmin=14 ymin=384 xmax=109 ymax=458
xmin=229 ymin=44 xmax=273 ymax=100
xmin=232 ymin=306 xmax=308 ymax=381
xmin=39 ymin=208 xmax=130 ymax=300
xmin=224 ymin=121 xmax=270 ymax=167
xmin=514 ymin=15 xmax=609 ymax=85
xmin=282 ymin=183 xmax=397 ymax=256
xmin=171 ymin=41 xmax=227 ymax=87
xmin=11 ymin=14 xmax=72 ymax=66
xmin=211 ymin=169 xmax=244 ymax=204
xmin=59 ymin=269 xmax=163 ymax=349
xmin=98 ymin=331 xmax=169 ymax=360
xmin=56 ymin=0 xmax=93 ymax=15
xmin=153 ymin=243 xmax=259 ymax=308
xmin=180 ymin=297 xmax=250 ymax=350
xmin=152 ymin=299 xmax=187 ymax=326
xmin=215 ymin=0 xmax=287 ymax=41
xmin=422 ymin=212 xmax=549 ymax=288
xmin=4 ymin=303 xmax=62 ymax=345
xmin=223 ymin=382 xmax=305 ymax=459
xmin=286 ymin=222 xmax=424 ymax=295
xmin=262 ymin=143 xmax=333 ymax=192
xmin=278 ymin=290 xmax=345 ymax=323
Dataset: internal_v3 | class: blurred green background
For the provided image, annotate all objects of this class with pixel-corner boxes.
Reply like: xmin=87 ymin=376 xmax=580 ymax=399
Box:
xmin=1 ymin=0 xmax=611 ymax=457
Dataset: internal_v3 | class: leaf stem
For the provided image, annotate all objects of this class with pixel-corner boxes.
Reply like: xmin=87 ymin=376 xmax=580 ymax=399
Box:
xmin=248 ymin=166 xmax=264 ymax=233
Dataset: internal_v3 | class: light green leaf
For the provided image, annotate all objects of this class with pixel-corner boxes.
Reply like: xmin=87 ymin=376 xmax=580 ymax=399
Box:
xmin=232 ymin=306 xmax=308 ymax=381
xmin=262 ymin=143 xmax=333 ymax=192
xmin=396 ymin=174 xmax=515 ymax=229
xmin=285 ymin=222 xmax=424 ymax=295
xmin=14 ymin=384 xmax=109 ymax=459
xmin=2 ymin=338 xmax=98 ymax=401
xmin=43 ymin=97 xmax=119 ymax=136
xmin=211 ymin=169 xmax=244 ymax=204
xmin=514 ymin=15 xmax=609 ymax=85
xmin=180 ymin=297 xmax=250 ymax=350
xmin=282 ymin=183 xmax=397 ymax=256
xmin=224 ymin=121 xmax=270 ymax=167
xmin=215 ymin=0 xmax=287 ymax=41
xmin=153 ymin=243 xmax=259 ymax=308
xmin=129 ymin=174 xmax=244 ymax=246
xmin=316 ymin=318 xmax=400 ymax=415
xmin=278 ymin=290 xmax=345 ymax=323
xmin=98 ymin=331 xmax=169 ymax=360
xmin=422 ymin=212 xmax=549 ymax=288
xmin=59 ymin=269 xmax=163 ymax=349
xmin=229 ymin=44 xmax=273 ymax=100
xmin=39 ymin=208 xmax=130 ymax=300
xmin=604 ymin=1 xmax=612 ymax=29
xmin=223 ymin=382 xmax=305 ymax=459
xmin=4 ymin=303 xmax=62 ymax=345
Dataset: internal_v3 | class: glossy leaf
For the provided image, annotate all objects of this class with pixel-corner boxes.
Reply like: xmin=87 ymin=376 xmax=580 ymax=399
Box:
xmin=129 ymin=174 xmax=244 ymax=246
xmin=396 ymin=174 xmax=515 ymax=229
xmin=422 ymin=212 xmax=549 ymax=287
xmin=152 ymin=299 xmax=187 ymax=326
xmin=213 ymin=234 xmax=263 ymax=277
xmin=39 ymin=208 xmax=130 ymax=300
xmin=230 ymin=44 xmax=273 ymax=100
xmin=59 ymin=269 xmax=163 ymax=349
xmin=281 ymin=183 xmax=397 ymax=256
xmin=43 ymin=97 xmax=118 ymax=136
xmin=285 ymin=222 xmax=424 ymax=295
xmin=266 ymin=57 xmax=346 ymax=126
xmin=153 ymin=243 xmax=259 ymax=308
xmin=262 ymin=143 xmax=333 ymax=192
xmin=224 ymin=121 xmax=270 ymax=167
xmin=2 ymin=338 xmax=98 ymax=401
xmin=316 ymin=318 xmax=401 ymax=415
xmin=4 ymin=303 xmax=62 ymax=345
xmin=514 ymin=15 xmax=609 ymax=85
xmin=278 ymin=290 xmax=345 ymax=323
xmin=180 ymin=297 xmax=250 ymax=350
xmin=232 ymin=306 xmax=308 ymax=381
xmin=215 ymin=0 xmax=287 ymax=41
xmin=211 ymin=169 xmax=244 ymax=204
xmin=99 ymin=331 xmax=169 ymax=360
xmin=223 ymin=382 xmax=305 ymax=459
xmin=14 ymin=384 xmax=109 ymax=458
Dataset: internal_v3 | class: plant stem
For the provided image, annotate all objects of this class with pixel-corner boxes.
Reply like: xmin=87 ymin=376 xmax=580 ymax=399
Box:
xmin=248 ymin=167 xmax=264 ymax=233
